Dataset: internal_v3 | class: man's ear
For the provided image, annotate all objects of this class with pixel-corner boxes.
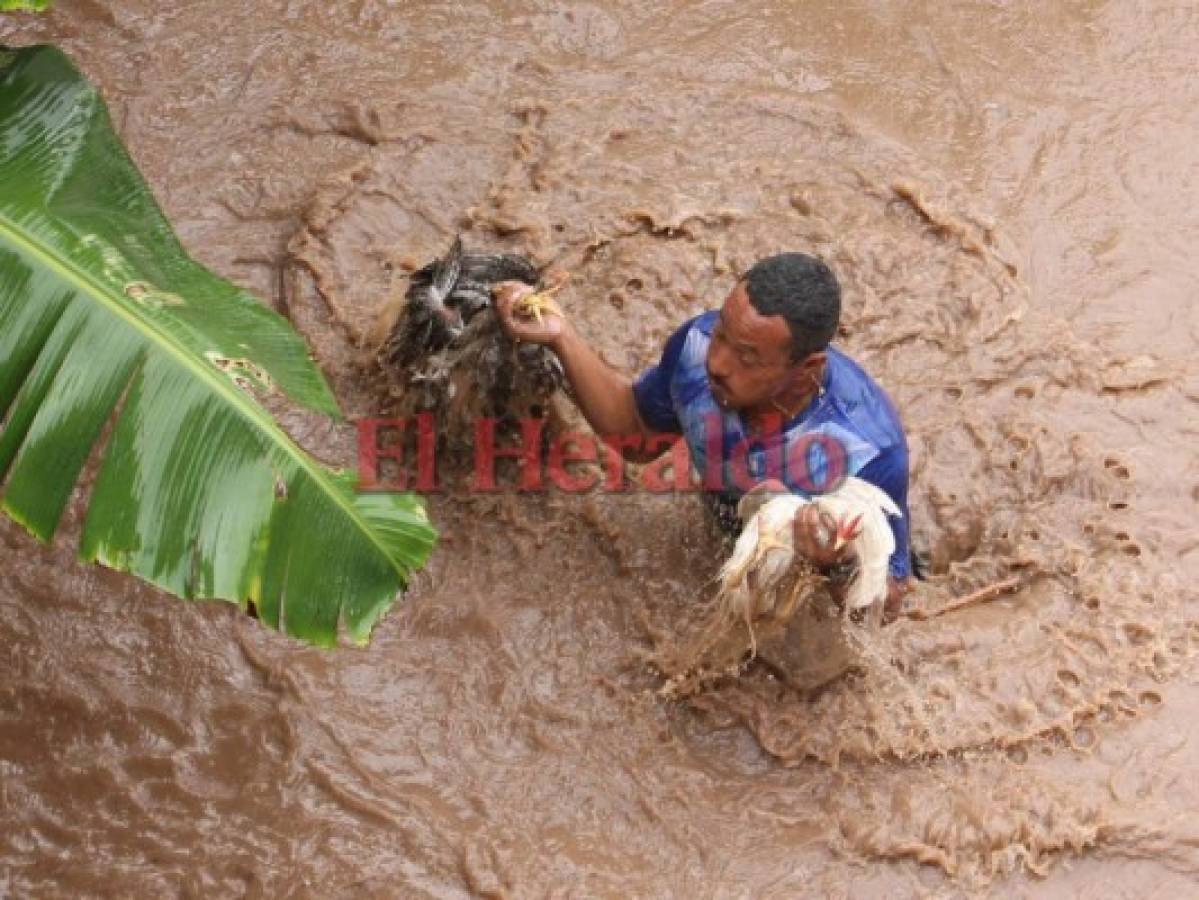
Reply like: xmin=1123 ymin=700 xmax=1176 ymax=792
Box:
xmin=776 ymin=350 xmax=826 ymax=400
xmin=803 ymin=350 xmax=827 ymax=374
xmin=789 ymin=350 xmax=825 ymax=383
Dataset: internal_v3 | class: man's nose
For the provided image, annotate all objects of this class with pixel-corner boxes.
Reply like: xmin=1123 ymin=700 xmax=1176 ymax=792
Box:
xmin=707 ymin=344 xmax=732 ymax=380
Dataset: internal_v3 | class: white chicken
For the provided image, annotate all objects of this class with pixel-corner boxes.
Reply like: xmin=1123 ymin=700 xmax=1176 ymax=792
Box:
xmin=657 ymin=476 xmax=901 ymax=697
xmin=716 ymin=476 xmax=902 ymax=652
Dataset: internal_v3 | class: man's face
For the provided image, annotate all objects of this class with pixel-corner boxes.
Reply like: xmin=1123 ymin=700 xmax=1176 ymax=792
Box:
xmin=706 ymin=281 xmax=805 ymax=411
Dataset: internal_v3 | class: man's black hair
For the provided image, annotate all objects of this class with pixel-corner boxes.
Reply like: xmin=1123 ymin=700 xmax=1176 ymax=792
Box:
xmin=743 ymin=253 xmax=841 ymax=361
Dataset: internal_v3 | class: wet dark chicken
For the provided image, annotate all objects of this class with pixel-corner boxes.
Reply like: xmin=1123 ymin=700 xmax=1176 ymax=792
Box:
xmin=379 ymin=237 xmax=566 ymax=435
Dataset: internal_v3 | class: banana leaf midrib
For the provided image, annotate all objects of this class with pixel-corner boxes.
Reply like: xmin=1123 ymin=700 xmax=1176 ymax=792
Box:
xmin=0 ymin=210 xmax=406 ymax=580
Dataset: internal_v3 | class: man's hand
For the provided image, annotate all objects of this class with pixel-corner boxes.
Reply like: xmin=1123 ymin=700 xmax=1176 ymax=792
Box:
xmin=792 ymin=504 xmax=854 ymax=569
xmin=492 ymin=280 xmax=662 ymax=458
xmin=742 ymin=480 xmax=854 ymax=570
xmin=746 ymin=479 xmax=909 ymax=625
xmin=494 ymin=281 xmax=568 ymax=348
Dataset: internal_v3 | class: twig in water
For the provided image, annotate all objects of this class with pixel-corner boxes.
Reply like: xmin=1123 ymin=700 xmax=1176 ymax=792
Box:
xmin=904 ymin=574 xmax=1024 ymax=621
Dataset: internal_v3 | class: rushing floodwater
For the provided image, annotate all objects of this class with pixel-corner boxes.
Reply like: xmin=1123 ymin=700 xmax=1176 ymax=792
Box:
xmin=3 ymin=1 xmax=1199 ymax=895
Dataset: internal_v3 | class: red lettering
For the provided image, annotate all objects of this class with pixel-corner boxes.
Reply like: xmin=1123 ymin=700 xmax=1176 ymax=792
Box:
xmin=724 ymin=438 xmax=756 ymax=494
xmin=415 ymin=411 xmax=438 ymax=490
xmin=547 ymin=431 xmax=599 ymax=492
xmin=639 ymin=436 xmax=692 ymax=492
xmin=786 ymin=432 xmax=848 ymax=493
xmin=357 ymin=414 xmax=439 ymax=492
xmin=599 ymin=433 xmax=642 ymax=492
xmin=701 ymin=412 xmax=725 ymax=490
xmin=723 ymin=413 xmax=777 ymax=493
xmin=472 ymin=417 xmax=544 ymax=491
xmin=357 ymin=417 xmax=409 ymax=491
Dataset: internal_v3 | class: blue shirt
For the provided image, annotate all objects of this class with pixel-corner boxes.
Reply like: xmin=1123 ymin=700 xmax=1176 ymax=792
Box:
xmin=632 ymin=311 xmax=911 ymax=578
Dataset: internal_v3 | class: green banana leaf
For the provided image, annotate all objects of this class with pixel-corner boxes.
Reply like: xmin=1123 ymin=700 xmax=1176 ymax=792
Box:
xmin=0 ymin=44 xmax=437 ymax=646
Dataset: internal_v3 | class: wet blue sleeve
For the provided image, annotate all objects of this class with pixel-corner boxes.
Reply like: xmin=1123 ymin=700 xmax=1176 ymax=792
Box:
xmin=857 ymin=446 xmax=911 ymax=579
xmin=631 ymin=318 xmax=694 ymax=434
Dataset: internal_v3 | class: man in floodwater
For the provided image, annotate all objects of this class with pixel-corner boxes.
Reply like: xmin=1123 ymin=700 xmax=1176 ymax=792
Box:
xmin=495 ymin=252 xmax=912 ymax=619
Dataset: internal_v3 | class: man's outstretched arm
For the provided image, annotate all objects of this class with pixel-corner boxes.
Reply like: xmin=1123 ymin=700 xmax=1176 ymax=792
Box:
xmin=493 ymin=282 xmax=671 ymax=463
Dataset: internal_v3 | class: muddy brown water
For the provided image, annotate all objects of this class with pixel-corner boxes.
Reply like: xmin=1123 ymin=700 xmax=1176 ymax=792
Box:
xmin=3 ymin=1 xmax=1199 ymax=896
